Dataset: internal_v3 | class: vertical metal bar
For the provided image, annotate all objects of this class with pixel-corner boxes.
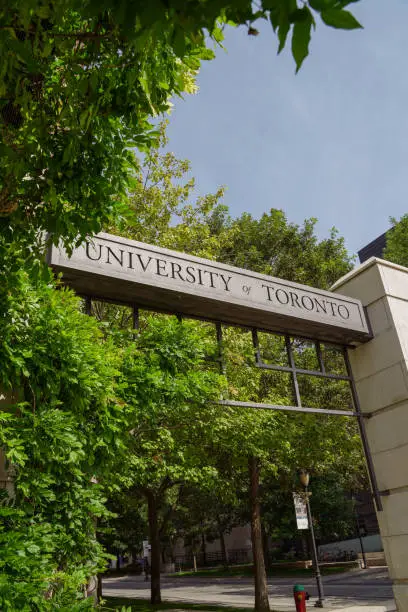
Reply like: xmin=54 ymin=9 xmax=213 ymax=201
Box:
xmin=216 ymin=322 xmax=226 ymax=375
xmin=84 ymin=296 xmax=92 ymax=316
xmin=176 ymin=314 xmax=183 ymax=323
xmin=353 ymin=498 xmax=367 ymax=569
xmin=315 ymin=341 xmax=325 ymax=374
xmin=343 ymin=349 xmax=383 ymax=512
xmin=132 ymin=306 xmax=139 ymax=330
xmin=305 ymin=487 xmax=324 ymax=607
xmin=285 ymin=335 xmax=302 ymax=407
xmin=252 ymin=328 xmax=261 ymax=365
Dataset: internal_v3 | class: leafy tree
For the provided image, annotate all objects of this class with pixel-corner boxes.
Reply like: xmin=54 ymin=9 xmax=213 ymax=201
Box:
xmin=112 ymin=120 xmax=227 ymax=260
xmin=115 ymin=316 xmax=226 ymax=604
xmin=210 ymin=325 xmax=364 ymax=610
xmin=0 ymin=1 xmax=362 ymax=246
xmin=0 ymin=269 xmax=128 ymax=610
xmin=260 ymin=472 xmax=358 ymax=563
xmin=384 ymin=214 xmax=408 ymax=267
xmin=97 ymin=493 xmax=147 ymax=570
xmin=103 ymin=135 xmax=360 ymax=611
xmin=211 ymin=208 xmax=353 ymax=288
xmin=170 ymin=481 xmax=246 ymax=568
xmin=203 ymin=211 xmax=360 ymax=610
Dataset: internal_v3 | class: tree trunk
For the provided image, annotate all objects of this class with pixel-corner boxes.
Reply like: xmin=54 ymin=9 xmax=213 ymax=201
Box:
xmin=201 ymin=532 xmax=207 ymax=567
xmin=301 ymin=531 xmax=309 ymax=561
xmin=262 ymin=523 xmax=270 ymax=570
xmin=97 ymin=575 xmax=103 ymax=602
xmin=147 ymin=492 xmax=161 ymax=604
xmin=219 ymin=525 xmax=229 ymax=568
xmin=249 ymin=456 xmax=270 ymax=612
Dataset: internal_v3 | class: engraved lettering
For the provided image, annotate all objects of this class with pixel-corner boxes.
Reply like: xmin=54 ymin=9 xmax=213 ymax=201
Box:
xmin=326 ymin=300 xmax=337 ymax=317
xmin=276 ymin=288 xmax=289 ymax=305
xmin=136 ymin=254 xmax=153 ymax=272
xmin=156 ymin=259 xmax=168 ymax=277
xmin=185 ymin=266 xmax=196 ymax=284
xmin=86 ymin=242 xmax=102 ymax=261
xmin=301 ymin=295 xmax=314 ymax=311
xmin=290 ymin=291 xmax=301 ymax=309
xmin=262 ymin=284 xmax=274 ymax=301
xmin=106 ymin=246 xmax=124 ymax=266
xmin=220 ymin=274 xmax=232 ymax=292
xmin=204 ymin=270 xmax=219 ymax=288
xmin=170 ymin=262 xmax=185 ymax=282
xmin=62 ymin=238 xmax=364 ymax=339
xmin=314 ymin=298 xmax=327 ymax=314
xmin=338 ymin=304 xmax=350 ymax=320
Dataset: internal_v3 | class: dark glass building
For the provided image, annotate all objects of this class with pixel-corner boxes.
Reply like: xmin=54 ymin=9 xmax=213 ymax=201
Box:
xmin=358 ymin=232 xmax=388 ymax=264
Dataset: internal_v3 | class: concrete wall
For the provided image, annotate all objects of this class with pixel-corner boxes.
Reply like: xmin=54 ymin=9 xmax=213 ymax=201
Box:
xmin=172 ymin=524 xmax=252 ymax=559
xmin=318 ymin=534 xmax=383 ymax=556
xmin=333 ymin=258 xmax=408 ymax=612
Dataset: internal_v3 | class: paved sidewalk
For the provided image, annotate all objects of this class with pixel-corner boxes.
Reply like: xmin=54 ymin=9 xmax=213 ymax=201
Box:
xmin=103 ymin=568 xmax=396 ymax=611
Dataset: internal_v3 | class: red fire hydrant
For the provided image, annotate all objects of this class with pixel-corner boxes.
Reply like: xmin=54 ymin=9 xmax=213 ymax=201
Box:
xmin=293 ymin=584 xmax=309 ymax=612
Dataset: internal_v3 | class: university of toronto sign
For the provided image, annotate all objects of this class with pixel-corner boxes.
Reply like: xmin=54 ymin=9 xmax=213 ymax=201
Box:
xmin=48 ymin=232 xmax=371 ymax=344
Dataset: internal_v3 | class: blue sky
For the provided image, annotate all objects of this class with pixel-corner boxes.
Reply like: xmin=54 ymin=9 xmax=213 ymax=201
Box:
xmin=166 ymin=0 xmax=408 ymax=257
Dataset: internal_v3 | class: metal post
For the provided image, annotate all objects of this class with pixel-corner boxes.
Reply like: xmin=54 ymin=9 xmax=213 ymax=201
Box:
xmin=357 ymin=528 xmax=367 ymax=570
xmin=305 ymin=486 xmax=324 ymax=608
xmin=132 ymin=306 xmax=139 ymax=330
xmin=252 ymin=328 xmax=261 ymax=365
xmin=285 ymin=335 xmax=302 ymax=407
xmin=84 ymin=296 xmax=92 ymax=316
xmin=353 ymin=498 xmax=367 ymax=569
xmin=315 ymin=342 xmax=325 ymax=374
xmin=216 ymin=322 xmax=226 ymax=375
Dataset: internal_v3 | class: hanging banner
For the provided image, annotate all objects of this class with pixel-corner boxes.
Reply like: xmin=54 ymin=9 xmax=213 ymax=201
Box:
xmin=142 ymin=540 xmax=151 ymax=556
xmin=293 ymin=493 xmax=309 ymax=530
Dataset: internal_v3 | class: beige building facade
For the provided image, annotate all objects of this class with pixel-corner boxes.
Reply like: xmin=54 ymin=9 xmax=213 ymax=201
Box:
xmin=333 ymin=257 xmax=408 ymax=612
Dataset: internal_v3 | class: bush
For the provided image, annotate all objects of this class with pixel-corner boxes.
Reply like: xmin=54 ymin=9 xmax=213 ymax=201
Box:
xmin=0 ymin=266 xmax=127 ymax=610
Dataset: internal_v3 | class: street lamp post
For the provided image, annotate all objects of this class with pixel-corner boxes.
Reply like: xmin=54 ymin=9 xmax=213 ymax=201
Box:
xmin=298 ymin=469 xmax=324 ymax=608
xmin=353 ymin=496 xmax=367 ymax=569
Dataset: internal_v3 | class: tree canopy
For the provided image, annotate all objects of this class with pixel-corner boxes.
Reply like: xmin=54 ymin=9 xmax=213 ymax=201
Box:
xmin=95 ymin=131 xmax=363 ymax=610
xmin=0 ymin=0 xmax=362 ymax=248
xmin=0 ymin=103 xmax=367 ymax=610
xmin=0 ymin=271 xmax=126 ymax=610
xmin=384 ymin=214 xmax=408 ymax=268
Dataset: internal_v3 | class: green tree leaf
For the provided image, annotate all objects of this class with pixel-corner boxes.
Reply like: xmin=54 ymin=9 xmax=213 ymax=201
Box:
xmin=309 ymin=0 xmax=335 ymax=10
xmin=291 ymin=8 xmax=314 ymax=72
xmin=321 ymin=7 xmax=363 ymax=29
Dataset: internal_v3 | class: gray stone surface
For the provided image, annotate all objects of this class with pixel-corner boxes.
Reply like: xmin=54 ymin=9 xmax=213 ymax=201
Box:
xmin=49 ymin=232 xmax=370 ymax=344
xmin=103 ymin=568 xmax=395 ymax=611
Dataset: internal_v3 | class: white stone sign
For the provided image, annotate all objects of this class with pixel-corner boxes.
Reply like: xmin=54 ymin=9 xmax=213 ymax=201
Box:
xmin=293 ymin=493 xmax=309 ymax=530
xmin=48 ymin=232 xmax=370 ymax=344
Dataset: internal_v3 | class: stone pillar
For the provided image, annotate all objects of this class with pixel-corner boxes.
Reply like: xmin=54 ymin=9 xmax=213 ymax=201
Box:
xmin=332 ymin=258 xmax=408 ymax=612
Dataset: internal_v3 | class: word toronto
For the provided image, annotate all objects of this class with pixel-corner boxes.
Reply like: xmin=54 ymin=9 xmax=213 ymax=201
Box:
xmin=85 ymin=242 xmax=351 ymax=321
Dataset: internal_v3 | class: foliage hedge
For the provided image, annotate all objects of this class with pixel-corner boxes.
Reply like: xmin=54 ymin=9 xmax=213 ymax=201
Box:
xmin=0 ymin=253 xmax=127 ymax=610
